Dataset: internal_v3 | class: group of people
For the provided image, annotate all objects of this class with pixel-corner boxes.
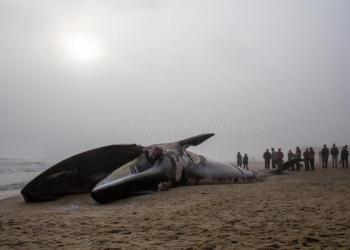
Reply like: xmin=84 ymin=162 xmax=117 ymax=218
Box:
xmin=236 ymin=152 xmax=249 ymax=170
xmin=261 ymin=144 xmax=349 ymax=171
xmin=320 ymin=144 xmax=349 ymax=169
xmin=288 ymin=147 xmax=316 ymax=171
xmin=235 ymin=144 xmax=348 ymax=171
xmin=262 ymin=148 xmax=285 ymax=169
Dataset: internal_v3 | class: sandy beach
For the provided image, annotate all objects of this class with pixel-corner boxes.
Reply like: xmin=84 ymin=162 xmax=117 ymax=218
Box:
xmin=1 ymin=164 xmax=350 ymax=249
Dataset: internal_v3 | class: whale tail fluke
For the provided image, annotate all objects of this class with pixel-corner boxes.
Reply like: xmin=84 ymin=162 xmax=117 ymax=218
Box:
xmin=179 ymin=133 xmax=215 ymax=148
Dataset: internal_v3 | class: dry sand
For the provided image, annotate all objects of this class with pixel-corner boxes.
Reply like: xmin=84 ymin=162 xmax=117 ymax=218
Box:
xmin=0 ymin=164 xmax=350 ymax=249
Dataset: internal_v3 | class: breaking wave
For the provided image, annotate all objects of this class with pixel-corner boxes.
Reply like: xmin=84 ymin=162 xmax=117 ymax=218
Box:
xmin=0 ymin=157 xmax=57 ymax=199
xmin=0 ymin=182 xmax=27 ymax=191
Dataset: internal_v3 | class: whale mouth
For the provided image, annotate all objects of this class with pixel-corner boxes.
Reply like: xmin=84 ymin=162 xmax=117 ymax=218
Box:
xmin=93 ymin=154 xmax=153 ymax=188
xmin=91 ymin=154 xmax=171 ymax=204
xmin=91 ymin=166 xmax=164 ymax=204
xmin=21 ymin=186 xmax=63 ymax=202
xmin=21 ymin=189 xmax=48 ymax=202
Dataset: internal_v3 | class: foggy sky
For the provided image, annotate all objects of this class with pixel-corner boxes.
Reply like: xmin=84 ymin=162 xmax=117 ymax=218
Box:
xmin=1 ymin=0 xmax=350 ymax=160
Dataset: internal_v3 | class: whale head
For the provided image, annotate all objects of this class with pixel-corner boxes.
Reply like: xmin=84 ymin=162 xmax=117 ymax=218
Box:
xmin=91 ymin=133 xmax=215 ymax=203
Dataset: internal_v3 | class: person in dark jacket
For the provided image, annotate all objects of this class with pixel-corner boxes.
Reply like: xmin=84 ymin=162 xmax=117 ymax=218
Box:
xmin=263 ymin=149 xmax=272 ymax=169
xmin=309 ymin=147 xmax=315 ymax=171
xmin=340 ymin=145 xmax=349 ymax=168
xmin=243 ymin=153 xmax=249 ymax=170
xmin=321 ymin=144 xmax=329 ymax=169
xmin=271 ymin=148 xmax=277 ymax=169
xmin=276 ymin=148 xmax=284 ymax=168
xmin=288 ymin=150 xmax=295 ymax=171
xmin=236 ymin=152 xmax=243 ymax=167
xmin=303 ymin=148 xmax=310 ymax=171
xmin=295 ymin=147 xmax=302 ymax=171
xmin=331 ymin=144 xmax=339 ymax=168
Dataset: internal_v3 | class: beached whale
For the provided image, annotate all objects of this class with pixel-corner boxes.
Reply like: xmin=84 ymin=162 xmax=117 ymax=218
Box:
xmin=21 ymin=133 xmax=302 ymax=204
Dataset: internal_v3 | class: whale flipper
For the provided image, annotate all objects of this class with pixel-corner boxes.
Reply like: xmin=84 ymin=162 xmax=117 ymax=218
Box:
xmin=21 ymin=144 xmax=143 ymax=202
xmin=179 ymin=133 xmax=215 ymax=148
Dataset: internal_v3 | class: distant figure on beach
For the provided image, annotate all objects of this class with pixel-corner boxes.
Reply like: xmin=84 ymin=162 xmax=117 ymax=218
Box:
xmin=236 ymin=152 xmax=242 ymax=167
xmin=303 ymin=148 xmax=310 ymax=171
xmin=263 ymin=149 xmax=272 ymax=169
xmin=271 ymin=148 xmax=277 ymax=169
xmin=288 ymin=150 xmax=295 ymax=171
xmin=321 ymin=145 xmax=330 ymax=169
xmin=295 ymin=147 xmax=302 ymax=171
xmin=340 ymin=145 xmax=349 ymax=168
xmin=276 ymin=148 xmax=284 ymax=168
xmin=309 ymin=147 xmax=315 ymax=171
xmin=243 ymin=153 xmax=249 ymax=170
xmin=331 ymin=144 xmax=339 ymax=168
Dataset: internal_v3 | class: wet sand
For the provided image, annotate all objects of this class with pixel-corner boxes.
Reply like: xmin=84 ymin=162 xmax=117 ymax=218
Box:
xmin=0 ymin=164 xmax=350 ymax=249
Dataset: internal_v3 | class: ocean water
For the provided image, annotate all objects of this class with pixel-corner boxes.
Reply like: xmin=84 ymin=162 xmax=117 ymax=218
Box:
xmin=0 ymin=158 xmax=57 ymax=200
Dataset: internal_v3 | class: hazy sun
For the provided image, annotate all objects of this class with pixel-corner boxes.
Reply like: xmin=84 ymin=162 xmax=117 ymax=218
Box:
xmin=61 ymin=33 xmax=101 ymax=63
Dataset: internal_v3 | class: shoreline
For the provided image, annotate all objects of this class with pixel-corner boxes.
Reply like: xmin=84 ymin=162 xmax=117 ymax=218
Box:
xmin=0 ymin=189 xmax=21 ymax=201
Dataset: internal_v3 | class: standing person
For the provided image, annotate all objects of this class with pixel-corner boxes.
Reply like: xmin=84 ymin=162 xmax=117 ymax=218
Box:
xmin=340 ymin=145 xmax=349 ymax=168
xmin=263 ymin=149 xmax=272 ymax=169
xmin=303 ymin=148 xmax=310 ymax=171
xmin=295 ymin=147 xmax=302 ymax=171
xmin=243 ymin=153 xmax=249 ymax=170
xmin=288 ymin=150 xmax=295 ymax=171
xmin=236 ymin=152 xmax=243 ymax=167
xmin=321 ymin=144 xmax=330 ymax=169
xmin=330 ymin=144 xmax=339 ymax=168
xmin=309 ymin=147 xmax=316 ymax=171
xmin=271 ymin=148 xmax=277 ymax=169
xmin=276 ymin=148 xmax=284 ymax=168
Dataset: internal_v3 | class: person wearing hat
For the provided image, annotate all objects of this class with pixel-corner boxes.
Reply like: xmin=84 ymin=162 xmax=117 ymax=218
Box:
xmin=321 ymin=144 xmax=330 ymax=169
xmin=340 ymin=145 xmax=349 ymax=168
xmin=330 ymin=143 xmax=339 ymax=168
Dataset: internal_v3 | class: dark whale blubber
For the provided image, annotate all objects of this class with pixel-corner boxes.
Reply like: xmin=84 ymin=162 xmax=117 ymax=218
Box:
xmin=21 ymin=133 xmax=302 ymax=203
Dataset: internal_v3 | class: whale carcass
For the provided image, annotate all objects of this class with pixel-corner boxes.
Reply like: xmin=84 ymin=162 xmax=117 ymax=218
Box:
xmin=21 ymin=133 xmax=301 ymax=204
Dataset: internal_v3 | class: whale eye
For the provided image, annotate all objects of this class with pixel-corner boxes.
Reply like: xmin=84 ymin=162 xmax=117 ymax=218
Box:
xmin=145 ymin=146 xmax=163 ymax=162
